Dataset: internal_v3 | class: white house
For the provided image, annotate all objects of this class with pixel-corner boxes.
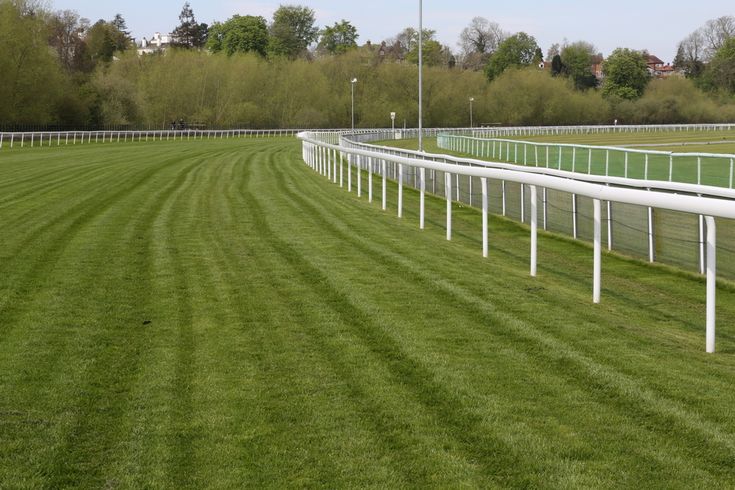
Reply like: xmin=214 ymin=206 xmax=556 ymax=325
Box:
xmin=137 ymin=32 xmax=173 ymax=55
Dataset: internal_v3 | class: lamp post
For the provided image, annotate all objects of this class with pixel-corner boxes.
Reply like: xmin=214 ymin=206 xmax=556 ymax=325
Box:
xmin=469 ymin=97 xmax=475 ymax=128
xmin=351 ymin=78 xmax=358 ymax=131
xmin=418 ymin=0 xmax=423 ymax=152
xmin=390 ymin=112 xmax=396 ymax=134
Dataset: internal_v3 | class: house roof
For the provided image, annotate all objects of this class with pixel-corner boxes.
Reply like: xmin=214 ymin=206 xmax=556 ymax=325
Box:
xmin=647 ymin=54 xmax=665 ymax=65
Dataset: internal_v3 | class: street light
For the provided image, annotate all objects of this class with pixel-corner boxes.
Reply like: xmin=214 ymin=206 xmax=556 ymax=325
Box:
xmin=390 ymin=112 xmax=396 ymax=133
xmin=418 ymin=0 xmax=423 ymax=152
xmin=351 ymin=78 xmax=358 ymax=131
xmin=469 ymin=97 xmax=475 ymax=128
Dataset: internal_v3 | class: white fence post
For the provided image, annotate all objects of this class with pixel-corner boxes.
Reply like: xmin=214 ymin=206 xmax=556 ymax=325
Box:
xmin=648 ymin=207 xmax=655 ymax=263
xmin=382 ymin=160 xmax=387 ymax=211
xmin=501 ymin=181 xmax=506 ymax=216
xmin=594 ymin=199 xmax=602 ymax=304
xmin=357 ymin=155 xmax=362 ymax=197
xmin=572 ymin=194 xmax=578 ymax=239
xmin=368 ymin=157 xmax=373 ymax=203
xmin=419 ymin=167 xmax=426 ymax=230
xmin=699 ymin=214 xmax=705 ymax=275
xmin=705 ymin=216 xmax=716 ymax=354
xmin=607 ymin=201 xmax=613 ymax=251
xmin=482 ymin=177 xmax=488 ymax=258
xmin=445 ymin=172 xmax=452 ymax=241
xmin=398 ymin=164 xmax=403 ymax=218
xmin=530 ymin=185 xmax=538 ymax=277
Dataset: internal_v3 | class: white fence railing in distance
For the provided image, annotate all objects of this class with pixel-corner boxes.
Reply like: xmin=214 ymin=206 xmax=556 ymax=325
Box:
xmin=0 ymin=127 xmax=466 ymax=151
xmin=0 ymin=128 xmax=385 ymax=150
xmin=343 ymin=129 xmax=735 ymax=281
xmin=465 ymin=123 xmax=735 ymax=139
xmin=299 ymin=129 xmax=735 ymax=354
xmin=4 ymin=124 xmax=733 ymax=151
xmin=438 ymin=134 xmax=735 ymax=190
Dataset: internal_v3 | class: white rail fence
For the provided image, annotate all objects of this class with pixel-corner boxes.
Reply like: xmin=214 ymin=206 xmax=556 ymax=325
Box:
xmin=466 ymin=123 xmax=735 ymax=138
xmin=0 ymin=127 xmax=455 ymax=151
xmin=299 ymin=129 xmax=735 ymax=354
xmin=0 ymin=128 xmax=362 ymax=150
xmin=345 ymin=130 xmax=735 ymax=280
xmin=438 ymin=134 xmax=735 ymax=189
xmin=4 ymin=123 xmax=732 ymax=152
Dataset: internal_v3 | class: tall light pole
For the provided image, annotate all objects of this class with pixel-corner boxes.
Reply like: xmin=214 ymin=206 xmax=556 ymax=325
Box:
xmin=351 ymin=78 xmax=358 ymax=131
xmin=469 ymin=97 xmax=475 ymax=128
xmin=418 ymin=0 xmax=423 ymax=152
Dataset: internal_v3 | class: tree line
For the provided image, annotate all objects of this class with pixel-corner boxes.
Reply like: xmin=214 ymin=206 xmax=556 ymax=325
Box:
xmin=1 ymin=0 xmax=734 ymax=129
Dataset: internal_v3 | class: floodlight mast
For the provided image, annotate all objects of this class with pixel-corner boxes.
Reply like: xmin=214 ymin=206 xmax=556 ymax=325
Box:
xmin=418 ymin=0 xmax=423 ymax=152
xmin=351 ymin=78 xmax=358 ymax=131
xmin=469 ymin=97 xmax=475 ymax=128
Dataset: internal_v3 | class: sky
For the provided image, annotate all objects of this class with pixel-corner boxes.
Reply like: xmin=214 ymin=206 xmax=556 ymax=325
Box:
xmin=51 ymin=0 xmax=734 ymax=63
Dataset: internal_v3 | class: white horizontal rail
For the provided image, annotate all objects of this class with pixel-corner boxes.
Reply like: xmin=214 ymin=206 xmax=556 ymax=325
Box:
xmin=299 ymin=130 xmax=733 ymax=354
xmin=438 ymin=134 xmax=735 ymax=190
xmin=343 ymin=132 xmax=735 ymax=201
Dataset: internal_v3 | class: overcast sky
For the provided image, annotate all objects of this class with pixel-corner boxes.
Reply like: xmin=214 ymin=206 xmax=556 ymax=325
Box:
xmin=51 ymin=0 xmax=733 ymax=62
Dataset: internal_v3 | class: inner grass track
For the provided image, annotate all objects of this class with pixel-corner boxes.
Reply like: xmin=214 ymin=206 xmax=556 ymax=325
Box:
xmin=2 ymin=138 xmax=735 ymax=488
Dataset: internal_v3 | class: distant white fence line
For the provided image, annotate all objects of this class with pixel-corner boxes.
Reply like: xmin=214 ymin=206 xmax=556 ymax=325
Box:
xmin=0 ymin=128 xmax=394 ymax=150
xmin=0 ymin=129 xmax=310 ymax=149
xmin=466 ymin=123 xmax=735 ymax=138
xmin=3 ymin=123 xmax=733 ymax=151
xmin=438 ymin=134 xmax=735 ymax=190
xmin=298 ymin=128 xmax=735 ymax=354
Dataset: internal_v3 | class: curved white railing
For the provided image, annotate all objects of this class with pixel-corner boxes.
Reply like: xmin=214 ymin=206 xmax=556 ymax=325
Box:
xmin=0 ymin=128 xmax=313 ymax=150
xmin=298 ymin=128 xmax=735 ymax=354
xmin=438 ymin=134 xmax=735 ymax=190
xmin=466 ymin=123 xmax=735 ymax=138
xmin=0 ymin=127 xmax=455 ymax=151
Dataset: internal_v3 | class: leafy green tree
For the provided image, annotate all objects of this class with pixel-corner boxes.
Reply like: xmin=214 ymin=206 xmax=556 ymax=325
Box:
xmin=406 ymin=39 xmax=451 ymax=67
xmin=486 ymin=68 xmax=609 ymax=125
xmin=207 ymin=15 xmax=269 ymax=56
xmin=704 ymin=37 xmax=735 ymax=93
xmin=47 ymin=10 xmax=90 ymax=72
xmin=561 ymin=41 xmax=598 ymax=89
xmin=484 ymin=32 xmax=540 ymax=81
xmin=551 ymin=54 xmax=563 ymax=76
xmin=317 ymin=20 xmax=358 ymax=55
xmin=673 ymin=30 xmax=706 ymax=79
xmin=86 ymin=20 xmax=117 ymax=63
xmin=390 ymin=27 xmax=436 ymax=54
xmin=268 ymin=5 xmax=318 ymax=59
xmin=84 ymin=16 xmax=132 ymax=65
xmin=171 ymin=2 xmax=208 ymax=49
xmin=458 ymin=17 xmax=506 ymax=70
xmin=111 ymin=13 xmax=132 ymax=49
xmin=602 ymin=48 xmax=650 ymax=100
xmin=533 ymin=47 xmax=543 ymax=64
xmin=0 ymin=2 xmax=66 ymax=125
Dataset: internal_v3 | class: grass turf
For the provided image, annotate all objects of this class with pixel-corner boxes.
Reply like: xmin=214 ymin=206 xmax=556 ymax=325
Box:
xmin=1 ymin=138 xmax=735 ymax=487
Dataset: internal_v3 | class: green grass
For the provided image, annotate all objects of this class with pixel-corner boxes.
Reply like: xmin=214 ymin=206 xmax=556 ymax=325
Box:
xmin=2 ymin=138 xmax=735 ymax=487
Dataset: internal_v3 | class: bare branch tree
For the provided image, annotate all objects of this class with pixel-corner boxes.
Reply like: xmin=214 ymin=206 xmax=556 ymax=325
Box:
xmin=458 ymin=17 xmax=506 ymax=56
xmin=458 ymin=17 xmax=506 ymax=70
xmin=700 ymin=15 xmax=735 ymax=59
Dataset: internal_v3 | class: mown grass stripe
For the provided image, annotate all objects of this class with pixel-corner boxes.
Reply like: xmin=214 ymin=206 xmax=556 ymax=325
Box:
xmin=2 ymin=138 xmax=735 ymax=487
